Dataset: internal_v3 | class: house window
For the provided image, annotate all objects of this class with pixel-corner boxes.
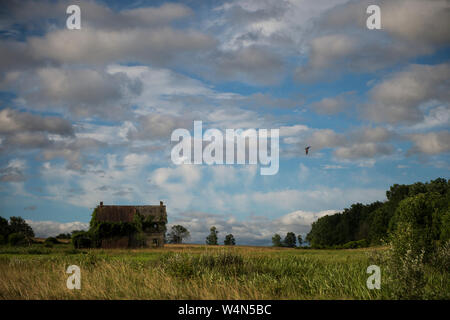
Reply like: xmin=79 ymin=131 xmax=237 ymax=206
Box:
xmin=153 ymin=239 xmax=159 ymax=246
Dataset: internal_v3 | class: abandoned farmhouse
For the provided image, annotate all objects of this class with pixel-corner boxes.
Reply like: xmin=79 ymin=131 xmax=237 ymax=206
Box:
xmin=92 ymin=201 xmax=167 ymax=248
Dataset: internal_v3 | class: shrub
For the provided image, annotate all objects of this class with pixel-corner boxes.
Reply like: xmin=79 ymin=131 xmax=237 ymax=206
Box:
xmin=27 ymin=248 xmax=50 ymax=254
xmin=392 ymin=192 xmax=442 ymax=260
xmin=440 ymin=209 xmax=450 ymax=241
xmin=56 ymin=233 xmax=71 ymax=239
xmin=8 ymin=232 xmax=27 ymax=246
xmin=431 ymin=240 xmax=450 ymax=270
xmin=44 ymin=237 xmax=60 ymax=245
xmin=0 ymin=234 xmax=5 ymax=245
xmin=372 ymin=224 xmax=427 ymax=299
xmin=341 ymin=239 xmax=369 ymax=249
xmin=72 ymin=231 xmax=92 ymax=249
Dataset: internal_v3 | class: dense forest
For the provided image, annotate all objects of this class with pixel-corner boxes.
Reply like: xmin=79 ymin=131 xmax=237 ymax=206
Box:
xmin=306 ymin=178 xmax=450 ymax=248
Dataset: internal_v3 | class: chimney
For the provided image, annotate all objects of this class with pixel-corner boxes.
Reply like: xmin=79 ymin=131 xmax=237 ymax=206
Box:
xmin=160 ymin=201 xmax=163 ymax=206
xmin=100 ymin=201 xmax=103 ymax=207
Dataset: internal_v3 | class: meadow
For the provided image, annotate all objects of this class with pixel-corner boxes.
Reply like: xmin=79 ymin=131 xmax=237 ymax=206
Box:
xmin=0 ymin=243 xmax=448 ymax=300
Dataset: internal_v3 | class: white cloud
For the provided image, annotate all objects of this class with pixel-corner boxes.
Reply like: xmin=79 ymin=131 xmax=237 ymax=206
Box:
xmin=0 ymin=159 xmax=27 ymax=182
xmin=410 ymin=105 xmax=450 ymax=131
xmin=408 ymin=131 xmax=450 ymax=155
xmin=0 ymin=108 xmax=73 ymax=135
xmin=323 ymin=164 xmax=344 ymax=170
xmin=334 ymin=143 xmax=394 ymax=159
xmin=365 ymin=63 xmax=450 ymax=124
xmin=26 ymin=220 xmax=88 ymax=238
xmin=310 ymin=92 xmax=353 ymax=115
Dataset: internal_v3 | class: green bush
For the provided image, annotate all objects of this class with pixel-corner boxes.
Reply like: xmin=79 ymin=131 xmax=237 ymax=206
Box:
xmin=377 ymin=224 xmax=427 ymax=299
xmin=8 ymin=232 xmax=27 ymax=246
xmin=341 ymin=239 xmax=369 ymax=249
xmin=44 ymin=237 xmax=60 ymax=245
xmin=440 ymin=208 xmax=450 ymax=241
xmin=431 ymin=240 xmax=450 ymax=271
xmin=72 ymin=231 xmax=93 ymax=249
xmin=392 ymin=192 xmax=442 ymax=260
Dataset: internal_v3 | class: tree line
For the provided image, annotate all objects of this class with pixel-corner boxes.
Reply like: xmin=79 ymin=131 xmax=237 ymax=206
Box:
xmin=0 ymin=216 xmax=34 ymax=246
xmin=165 ymin=225 xmax=236 ymax=245
xmin=271 ymin=232 xmax=303 ymax=247
xmin=305 ymin=178 xmax=450 ymax=249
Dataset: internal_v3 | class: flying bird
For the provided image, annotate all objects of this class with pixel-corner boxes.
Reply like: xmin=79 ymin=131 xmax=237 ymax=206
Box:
xmin=305 ymin=146 xmax=311 ymax=155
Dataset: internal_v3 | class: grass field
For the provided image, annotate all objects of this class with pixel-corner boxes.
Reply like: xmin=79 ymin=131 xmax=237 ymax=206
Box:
xmin=0 ymin=243 xmax=448 ymax=300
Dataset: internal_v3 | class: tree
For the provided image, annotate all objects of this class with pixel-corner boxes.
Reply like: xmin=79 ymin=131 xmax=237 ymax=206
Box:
xmin=9 ymin=217 xmax=34 ymax=239
xmin=283 ymin=232 xmax=296 ymax=247
xmin=0 ymin=216 xmax=10 ymax=237
xmin=392 ymin=192 xmax=443 ymax=260
xmin=8 ymin=216 xmax=34 ymax=245
xmin=297 ymin=234 xmax=303 ymax=247
xmin=167 ymin=225 xmax=190 ymax=244
xmin=224 ymin=234 xmax=236 ymax=245
xmin=272 ymin=234 xmax=282 ymax=247
xmin=206 ymin=226 xmax=218 ymax=245
xmin=8 ymin=233 xmax=27 ymax=246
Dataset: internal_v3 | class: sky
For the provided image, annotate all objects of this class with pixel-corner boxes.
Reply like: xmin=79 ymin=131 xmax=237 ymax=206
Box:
xmin=0 ymin=0 xmax=449 ymax=245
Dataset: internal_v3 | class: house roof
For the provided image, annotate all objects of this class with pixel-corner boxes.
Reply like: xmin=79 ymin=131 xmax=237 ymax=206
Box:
xmin=95 ymin=202 xmax=167 ymax=223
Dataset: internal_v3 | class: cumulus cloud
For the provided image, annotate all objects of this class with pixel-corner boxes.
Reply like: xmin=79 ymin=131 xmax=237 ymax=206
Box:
xmin=130 ymin=113 xmax=192 ymax=141
xmin=364 ymin=63 xmax=450 ymax=124
xmin=293 ymin=0 xmax=450 ymax=82
xmin=0 ymin=2 xmax=213 ymax=72
xmin=355 ymin=127 xmax=394 ymax=143
xmin=40 ymin=137 xmax=106 ymax=171
xmin=410 ymin=105 xmax=450 ymax=131
xmin=0 ymin=109 xmax=73 ymax=136
xmin=0 ymin=109 xmax=76 ymax=154
xmin=0 ymin=159 xmax=27 ymax=182
xmin=381 ymin=0 xmax=450 ymax=46
xmin=310 ymin=91 xmax=354 ymax=115
xmin=211 ymin=46 xmax=284 ymax=85
xmin=2 ymin=1 xmax=193 ymax=32
xmin=1 ymin=67 xmax=142 ymax=119
xmin=334 ymin=143 xmax=394 ymax=159
xmin=26 ymin=28 xmax=214 ymax=66
xmin=408 ymin=131 xmax=450 ymax=155
xmin=211 ymin=0 xmax=347 ymax=52
xmin=308 ymin=129 xmax=345 ymax=149
xmin=39 ymin=152 xmax=155 ymax=208
xmin=283 ymin=126 xmax=396 ymax=161
xmin=26 ymin=220 xmax=89 ymax=238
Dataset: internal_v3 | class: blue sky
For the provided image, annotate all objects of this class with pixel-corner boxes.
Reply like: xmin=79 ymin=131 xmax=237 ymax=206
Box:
xmin=0 ymin=0 xmax=449 ymax=245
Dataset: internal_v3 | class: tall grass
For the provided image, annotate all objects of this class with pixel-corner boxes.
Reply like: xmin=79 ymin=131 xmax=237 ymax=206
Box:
xmin=0 ymin=245 xmax=448 ymax=299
